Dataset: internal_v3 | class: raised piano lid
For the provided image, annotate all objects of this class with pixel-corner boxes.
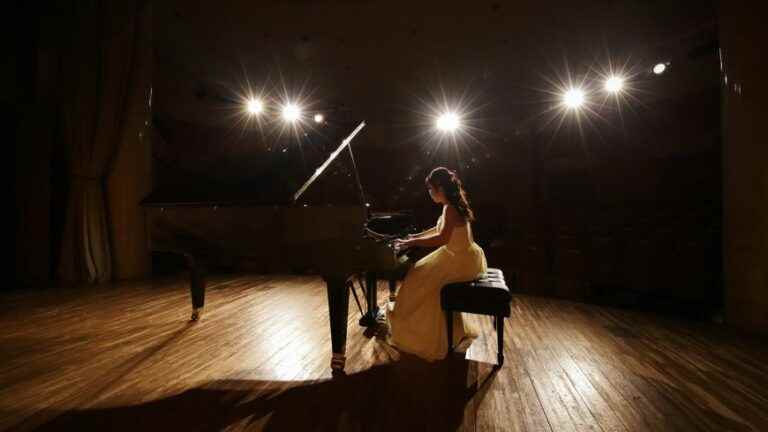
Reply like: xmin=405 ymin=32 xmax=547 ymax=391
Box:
xmin=141 ymin=153 xmax=364 ymax=208
xmin=142 ymin=117 xmax=373 ymax=255
xmin=145 ymin=114 xmax=373 ymax=208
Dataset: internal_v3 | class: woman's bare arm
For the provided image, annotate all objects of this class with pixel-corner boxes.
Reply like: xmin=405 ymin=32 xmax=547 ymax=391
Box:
xmin=408 ymin=206 xmax=460 ymax=248
xmin=408 ymin=225 xmax=438 ymax=239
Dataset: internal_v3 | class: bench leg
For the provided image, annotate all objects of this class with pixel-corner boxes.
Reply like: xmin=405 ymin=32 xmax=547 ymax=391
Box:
xmin=446 ymin=310 xmax=454 ymax=354
xmin=496 ymin=315 xmax=504 ymax=368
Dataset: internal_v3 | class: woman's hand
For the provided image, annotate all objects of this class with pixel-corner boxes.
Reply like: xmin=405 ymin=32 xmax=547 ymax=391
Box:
xmin=392 ymin=238 xmax=414 ymax=252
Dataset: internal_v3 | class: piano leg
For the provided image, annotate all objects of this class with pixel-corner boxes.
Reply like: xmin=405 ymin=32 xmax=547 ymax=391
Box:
xmin=324 ymin=275 xmax=350 ymax=372
xmin=359 ymin=272 xmax=380 ymax=327
xmin=185 ymin=254 xmax=206 ymax=321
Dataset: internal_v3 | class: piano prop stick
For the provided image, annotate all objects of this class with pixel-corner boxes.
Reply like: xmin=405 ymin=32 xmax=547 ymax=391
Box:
xmin=293 ymin=121 xmax=370 ymax=373
xmin=293 ymin=121 xmax=366 ymax=203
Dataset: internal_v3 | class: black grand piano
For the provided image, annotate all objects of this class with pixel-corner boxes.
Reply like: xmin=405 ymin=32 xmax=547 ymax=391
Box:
xmin=142 ymin=121 xmax=413 ymax=372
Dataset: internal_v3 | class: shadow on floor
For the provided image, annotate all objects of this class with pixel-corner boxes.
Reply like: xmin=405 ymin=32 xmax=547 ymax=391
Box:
xmin=28 ymin=355 xmax=497 ymax=431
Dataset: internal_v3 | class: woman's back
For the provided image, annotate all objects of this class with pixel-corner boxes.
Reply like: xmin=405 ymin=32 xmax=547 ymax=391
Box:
xmin=437 ymin=205 xmax=476 ymax=253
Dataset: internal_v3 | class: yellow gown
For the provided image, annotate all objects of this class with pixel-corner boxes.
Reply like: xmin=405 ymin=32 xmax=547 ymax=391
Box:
xmin=388 ymin=204 xmax=487 ymax=361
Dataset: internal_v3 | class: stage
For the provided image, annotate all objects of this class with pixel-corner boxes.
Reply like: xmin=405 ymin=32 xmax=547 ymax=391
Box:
xmin=1 ymin=275 xmax=767 ymax=431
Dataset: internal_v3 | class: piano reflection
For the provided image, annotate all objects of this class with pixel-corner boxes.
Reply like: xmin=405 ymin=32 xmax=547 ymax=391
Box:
xmin=141 ymin=121 xmax=414 ymax=371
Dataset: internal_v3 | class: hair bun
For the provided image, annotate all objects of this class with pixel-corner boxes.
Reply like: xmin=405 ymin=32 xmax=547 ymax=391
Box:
xmin=425 ymin=166 xmax=475 ymax=222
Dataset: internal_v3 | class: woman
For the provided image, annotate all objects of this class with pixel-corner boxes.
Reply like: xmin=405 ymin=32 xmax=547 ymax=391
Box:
xmin=388 ymin=167 xmax=487 ymax=361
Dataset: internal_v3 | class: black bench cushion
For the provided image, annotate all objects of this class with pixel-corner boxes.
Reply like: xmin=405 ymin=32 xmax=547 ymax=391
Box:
xmin=441 ymin=268 xmax=511 ymax=317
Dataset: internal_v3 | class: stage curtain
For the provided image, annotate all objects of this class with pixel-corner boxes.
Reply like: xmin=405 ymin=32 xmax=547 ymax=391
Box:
xmin=106 ymin=2 xmax=153 ymax=280
xmin=58 ymin=0 xmax=150 ymax=283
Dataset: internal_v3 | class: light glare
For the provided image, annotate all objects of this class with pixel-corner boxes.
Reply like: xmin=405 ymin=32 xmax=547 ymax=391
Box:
xmin=605 ymin=76 xmax=624 ymax=93
xmin=282 ymin=103 xmax=301 ymax=122
xmin=314 ymin=113 xmax=324 ymax=123
xmin=436 ymin=112 xmax=460 ymax=132
xmin=653 ymin=63 xmax=667 ymax=75
xmin=246 ymin=99 xmax=263 ymax=115
xmin=563 ymin=88 xmax=585 ymax=109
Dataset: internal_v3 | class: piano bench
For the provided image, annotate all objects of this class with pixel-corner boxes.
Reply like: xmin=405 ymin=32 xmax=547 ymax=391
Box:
xmin=441 ymin=268 xmax=511 ymax=367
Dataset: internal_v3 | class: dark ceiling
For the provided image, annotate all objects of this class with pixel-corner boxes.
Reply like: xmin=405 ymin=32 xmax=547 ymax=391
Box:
xmin=151 ymin=0 xmax=719 ymax=205
xmin=155 ymin=0 xmax=717 ymax=130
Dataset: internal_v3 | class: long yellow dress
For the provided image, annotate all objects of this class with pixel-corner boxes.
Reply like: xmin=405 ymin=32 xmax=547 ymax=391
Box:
xmin=388 ymin=205 xmax=487 ymax=361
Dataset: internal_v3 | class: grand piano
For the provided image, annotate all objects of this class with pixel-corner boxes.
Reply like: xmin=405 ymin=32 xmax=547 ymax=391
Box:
xmin=142 ymin=122 xmax=413 ymax=371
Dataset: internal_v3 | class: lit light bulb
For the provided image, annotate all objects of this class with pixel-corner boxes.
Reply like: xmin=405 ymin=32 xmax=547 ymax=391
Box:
xmin=605 ymin=76 xmax=624 ymax=93
xmin=563 ymin=88 xmax=585 ymax=109
xmin=246 ymin=99 xmax=263 ymax=114
xmin=282 ymin=103 xmax=301 ymax=122
xmin=436 ymin=112 xmax=460 ymax=131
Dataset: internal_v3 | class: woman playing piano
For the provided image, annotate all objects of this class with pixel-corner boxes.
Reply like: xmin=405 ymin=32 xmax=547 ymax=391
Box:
xmin=388 ymin=167 xmax=487 ymax=360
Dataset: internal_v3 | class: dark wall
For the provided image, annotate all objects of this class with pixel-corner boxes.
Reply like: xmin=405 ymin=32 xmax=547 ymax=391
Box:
xmin=480 ymin=89 xmax=721 ymax=316
xmin=720 ymin=1 xmax=768 ymax=333
xmin=150 ymin=1 xmax=723 ymax=314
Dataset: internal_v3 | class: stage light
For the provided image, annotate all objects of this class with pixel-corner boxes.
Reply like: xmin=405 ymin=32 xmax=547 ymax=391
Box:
xmin=653 ymin=63 xmax=667 ymax=75
xmin=246 ymin=99 xmax=263 ymax=115
xmin=314 ymin=113 xmax=324 ymax=123
xmin=436 ymin=112 xmax=460 ymax=132
xmin=282 ymin=103 xmax=301 ymax=122
xmin=605 ymin=76 xmax=624 ymax=93
xmin=563 ymin=88 xmax=585 ymax=109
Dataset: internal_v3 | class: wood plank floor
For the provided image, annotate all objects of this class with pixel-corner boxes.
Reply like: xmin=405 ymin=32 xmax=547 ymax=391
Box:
xmin=1 ymin=274 xmax=767 ymax=431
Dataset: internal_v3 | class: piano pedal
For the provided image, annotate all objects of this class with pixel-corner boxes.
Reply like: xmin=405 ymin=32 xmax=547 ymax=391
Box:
xmin=190 ymin=307 xmax=203 ymax=322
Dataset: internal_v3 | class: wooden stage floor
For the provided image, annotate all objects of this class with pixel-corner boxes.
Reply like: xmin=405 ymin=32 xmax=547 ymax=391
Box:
xmin=1 ymin=274 xmax=767 ymax=431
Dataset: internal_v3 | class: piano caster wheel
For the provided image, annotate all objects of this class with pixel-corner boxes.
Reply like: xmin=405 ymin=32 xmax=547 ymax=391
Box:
xmin=190 ymin=308 xmax=203 ymax=322
xmin=330 ymin=353 xmax=346 ymax=372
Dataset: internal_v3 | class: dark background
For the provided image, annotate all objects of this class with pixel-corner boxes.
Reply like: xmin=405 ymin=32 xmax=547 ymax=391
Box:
xmin=12 ymin=1 xmax=767 ymax=330
xmin=150 ymin=0 xmax=722 ymax=316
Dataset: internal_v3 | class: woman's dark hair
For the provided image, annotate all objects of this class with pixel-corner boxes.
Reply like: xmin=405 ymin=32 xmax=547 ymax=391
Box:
xmin=425 ymin=167 xmax=475 ymax=222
